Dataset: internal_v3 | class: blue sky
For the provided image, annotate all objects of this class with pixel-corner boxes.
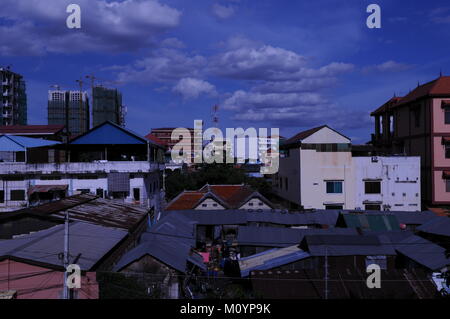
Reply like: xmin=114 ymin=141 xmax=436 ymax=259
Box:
xmin=1 ymin=0 xmax=450 ymax=143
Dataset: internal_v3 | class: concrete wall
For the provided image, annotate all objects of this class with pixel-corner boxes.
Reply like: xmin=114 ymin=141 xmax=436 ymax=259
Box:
xmin=353 ymin=156 xmax=421 ymax=211
xmin=0 ymin=260 xmax=98 ymax=299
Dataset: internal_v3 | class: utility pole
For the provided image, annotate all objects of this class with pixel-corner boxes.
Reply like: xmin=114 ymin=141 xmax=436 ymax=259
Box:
xmin=63 ymin=210 xmax=70 ymax=299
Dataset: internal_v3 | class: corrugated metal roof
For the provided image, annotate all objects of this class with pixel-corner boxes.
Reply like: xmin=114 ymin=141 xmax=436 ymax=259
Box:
xmin=0 ymin=221 xmax=128 ymax=270
xmin=338 ymin=213 xmax=400 ymax=231
xmin=417 ymin=216 xmax=450 ymax=237
xmin=302 ymin=234 xmax=397 ymax=256
xmin=164 ymin=210 xmax=340 ymax=226
xmin=70 ymin=121 xmax=148 ymax=145
xmin=239 ymin=246 xmax=310 ymax=277
xmin=1 ymin=194 xmax=148 ymax=232
xmin=114 ymin=214 xmax=205 ymax=273
xmin=0 ymin=135 xmax=60 ymax=151
xmin=395 ymin=235 xmax=450 ymax=271
xmin=0 ymin=125 xmax=64 ymax=135
xmin=237 ymin=226 xmax=358 ymax=247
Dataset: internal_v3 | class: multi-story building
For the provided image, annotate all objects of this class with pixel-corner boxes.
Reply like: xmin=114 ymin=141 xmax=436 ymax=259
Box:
xmin=92 ymin=86 xmax=126 ymax=127
xmin=48 ymin=90 xmax=89 ymax=138
xmin=0 ymin=67 xmax=27 ymax=126
xmin=0 ymin=121 xmax=165 ymax=213
xmin=273 ymin=125 xmax=421 ymax=211
xmin=371 ymin=75 xmax=450 ymax=206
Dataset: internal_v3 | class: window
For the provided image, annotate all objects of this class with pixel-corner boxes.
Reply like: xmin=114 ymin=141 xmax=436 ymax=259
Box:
xmin=445 ymin=108 xmax=450 ymax=124
xmin=248 ymin=202 xmax=254 ymax=207
xmin=365 ymin=204 xmax=381 ymax=211
xmin=10 ymin=190 xmax=25 ymax=201
xmin=413 ymin=107 xmax=420 ymax=128
xmin=325 ymin=205 xmax=343 ymax=210
xmin=96 ymin=188 xmax=104 ymax=198
xmin=212 ymin=203 xmax=218 ymax=207
xmin=0 ymin=190 xmax=4 ymax=203
xmin=446 ymin=144 xmax=450 ymax=159
xmin=447 ymin=180 xmax=450 ymax=193
xmin=365 ymin=181 xmax=381 ymax=194
xmin=285 ymin=177 xmax=288 ymax=191
xmin=133 ymin=188 xmax=140 ymax=201
xmin=326 ymin=181 xmax=343 ymax=194
xmin=202 ymin=204 xmax=207 ymax=207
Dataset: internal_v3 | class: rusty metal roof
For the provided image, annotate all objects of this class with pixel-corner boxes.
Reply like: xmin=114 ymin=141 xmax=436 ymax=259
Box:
xmin=1 ymin=194 xmax=148 ymax=232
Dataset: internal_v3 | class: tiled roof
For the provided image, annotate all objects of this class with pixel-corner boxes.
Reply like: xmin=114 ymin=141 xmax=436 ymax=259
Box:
xmin=370 ymin=97 xmax=403 ymax=116
xmin=396 ymin=76 xmax=450 ymax=106
xmin=165 ymin=185 xmax=273 ymax=211
xmin=165 ymin=191 xmax=206 ymax=210
xmin=144 ymin=133 xmax=167 ymax=147
xmin=0 ymin=125 xmax=64 ymax=134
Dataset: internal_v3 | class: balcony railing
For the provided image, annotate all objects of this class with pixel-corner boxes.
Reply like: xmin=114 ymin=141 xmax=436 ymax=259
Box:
xmin=0 ymin=161 xmax=165 ymax=175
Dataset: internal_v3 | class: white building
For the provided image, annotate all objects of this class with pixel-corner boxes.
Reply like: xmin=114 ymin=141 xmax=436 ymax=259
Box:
xmin=274 ymin=125 xmax=355 ymax=210
xmin=0 ymin=122 xmax=165 ymax=213
xmin=274 ymin=125 xmax=422 ymax=212
xmin=353 ymin=156 xmax=421 ymax=211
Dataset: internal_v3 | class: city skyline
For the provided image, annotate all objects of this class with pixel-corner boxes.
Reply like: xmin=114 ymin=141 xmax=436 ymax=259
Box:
xmin=2 ymin=0 xmax=450 ymax=143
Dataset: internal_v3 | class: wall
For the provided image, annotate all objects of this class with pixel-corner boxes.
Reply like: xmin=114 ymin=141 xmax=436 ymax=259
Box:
xmin=0 ymin=259 xmax=98 ymax=299
xmin=353 ymin=156 xmax=421 ymax=211
xmin=195 ymin=198 xmax=225 ymax=210
xmin=274 ymin=148 xmax=302 ymax=206
xmin=239 ymin=198 xmax=271 ymax=210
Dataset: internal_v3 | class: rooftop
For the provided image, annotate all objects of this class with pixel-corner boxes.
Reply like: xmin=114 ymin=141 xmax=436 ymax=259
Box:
xmin=0 ymin=125 xmax=64 ymax=135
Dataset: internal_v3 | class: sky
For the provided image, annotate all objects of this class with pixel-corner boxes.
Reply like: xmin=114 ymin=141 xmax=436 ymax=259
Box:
xmin=1 ymin=0 xmax=450 ymax=143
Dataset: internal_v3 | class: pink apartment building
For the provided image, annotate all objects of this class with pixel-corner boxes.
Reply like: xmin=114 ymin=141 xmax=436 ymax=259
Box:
xmin=371 ymin=75 xmax=450 ymax=206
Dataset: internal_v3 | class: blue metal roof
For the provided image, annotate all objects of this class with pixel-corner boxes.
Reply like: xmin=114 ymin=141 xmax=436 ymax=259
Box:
xmin=70 ymin=121 xmax=148 ymax=145
xmin=239 ymin=246 xmax=310 ymax=277
xmin=0 ymin=135 xmax=60 ymax=151
xmin=417 ymin=216 xmax=450 ymax=237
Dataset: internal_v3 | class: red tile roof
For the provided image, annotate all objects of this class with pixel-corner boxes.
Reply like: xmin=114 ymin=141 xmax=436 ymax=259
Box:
xmin=165 ymin=184 xmax=273 ymax=211
xmin=370 ymin=97 xmax=403 ymax=116
xmin=0 ymin=125 xmax=64 ymax=134
xmin=165 ymin=191 xmax=205 ymax=210
xmin=144 ymin=133 xmax=167 ymax=147
xmin=396 ymin=76 xmax=450 ymax=106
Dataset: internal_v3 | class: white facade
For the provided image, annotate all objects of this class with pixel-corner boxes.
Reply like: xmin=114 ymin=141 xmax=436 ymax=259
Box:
xmin=353 ymin=156 xmax=421 ymax=212
xmin=274 ymin=126 xmax=422 ymax=211
xmin=0 ymin=161 xmax=164 ymax=212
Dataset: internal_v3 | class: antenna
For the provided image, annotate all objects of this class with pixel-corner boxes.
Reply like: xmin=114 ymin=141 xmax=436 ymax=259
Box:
xmin=212 ymin=104 xmax=219 ymax=126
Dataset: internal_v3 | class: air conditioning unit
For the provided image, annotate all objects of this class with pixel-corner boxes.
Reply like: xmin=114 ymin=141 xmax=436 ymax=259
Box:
xmin=371 ymin=156 xmax=379 ymax=163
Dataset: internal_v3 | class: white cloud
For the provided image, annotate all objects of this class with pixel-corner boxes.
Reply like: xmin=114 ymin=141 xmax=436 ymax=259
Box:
xmin=0 ymin=0 xmax=181 ymax=55
xmin=172 ymin=78 xmax=217 ymax=100
xmin=362 ymin=60 xmax=414 ymax=73
xmin=212 ymin=3 xmax=235 ymax=19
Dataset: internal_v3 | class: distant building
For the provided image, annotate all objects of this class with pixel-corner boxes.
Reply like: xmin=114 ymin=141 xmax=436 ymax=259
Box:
xmin=370 ymin=75 xmax=450 ymax=206
xmin=165 ymin=184 xmax=274 ymax=211
xmin=92 ymin=86 xmax=125 ymax=127
xmin=0 ymin=67 xmax=27 ymax=126
xmin=149 ymin=127 xmax=199 ymax=164
xmin=274 ymin=125 xmax=421 ymax=211
xmin=0 ymin=125 xmax=65 ymax=141
xmin=48 ymin=90 xmax=89 ymax=138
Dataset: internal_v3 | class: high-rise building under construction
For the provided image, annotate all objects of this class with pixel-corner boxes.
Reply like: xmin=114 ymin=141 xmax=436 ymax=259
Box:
xmin=92 ymin=86 xmax=125 ymax=127
xmin=48 ymin=90 xmax=89 ymax=138
xmin=1 ymin=67 xmax=27 ymax=126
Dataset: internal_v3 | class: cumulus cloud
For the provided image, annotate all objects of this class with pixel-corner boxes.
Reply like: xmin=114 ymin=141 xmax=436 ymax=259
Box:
xmin=172 ymin=78 xmax=217 ymax=100
xmin=0 ymin=0 xmax=181 ymax=55
xmin=362 ymin=60 xmax=414 ymax=73
xmin=212 ymin=3 xmax=236 ymax=19
xmin=116 ymin=48 xmax=207 ymax=83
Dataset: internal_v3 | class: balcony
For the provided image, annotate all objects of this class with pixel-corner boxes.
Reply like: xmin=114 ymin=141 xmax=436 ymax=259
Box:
xmin=0 ymin=161 xmax=165 ymax=175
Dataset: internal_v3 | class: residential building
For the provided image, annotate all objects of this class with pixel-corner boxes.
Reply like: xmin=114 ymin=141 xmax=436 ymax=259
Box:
xmin=274 ymin=125 xmax=422 ymax=211
xmin=353 ymin=156 xmax=421 ymax=211
xmin=48 ymin=90 xmax=89 ymax=138
xmin=274 ymin=125 xmax=355 ymax=210
xmin=0 ymin=194 xmax=149 ymax=299
xmin=149 ymin=127 xmax=199 ymax=164
xmin=0 ymin=121 xmax=165 ymax=212
xmin=1 ymin=67 xmax=27 ymax=126
xmin=370 ymin=75 xmax=450 ymax=206
xmin=92 ymin=86 xmax=125 ymax=127
xmin=165 ymin=184 xmax=274 ymax=211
